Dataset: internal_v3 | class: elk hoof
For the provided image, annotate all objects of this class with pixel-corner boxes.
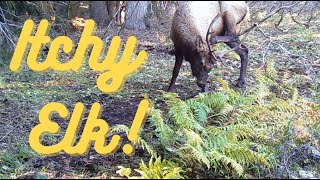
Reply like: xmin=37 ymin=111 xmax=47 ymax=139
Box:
xmin=235 ymin=79 xmax=245 ymax=88
xmin=201 ymin=86 xmax=209 ymax=93
xmin=167 ymin=86 xmax=175 ymax=92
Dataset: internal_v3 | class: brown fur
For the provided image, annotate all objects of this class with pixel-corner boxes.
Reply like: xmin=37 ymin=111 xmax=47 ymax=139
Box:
xmin=168 ymin=1 xmax=250 ymax=93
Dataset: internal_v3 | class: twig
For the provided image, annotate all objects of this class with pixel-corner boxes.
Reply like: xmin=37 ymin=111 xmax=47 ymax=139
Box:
xmin=0 ymin=7 xmax=17 ymax=48
xmin=0 ymin=129 xmax=13 ymax=142
xmin=274 ymin=9 xmax=291 ymax=33
xmin=102 ymin=4 xmax=124 ymax=39
xmin=254 ymin=24 xmax=317 ymax=81
xmin=0 ymin=22 xmax=23 ymax=28
xmin=239 ymin=2 xmax=300 ymax=36
xmin=0 ymin=8 xmax=25 ymax=20
xmin=290 ymin=1 xmax=319 ymax=28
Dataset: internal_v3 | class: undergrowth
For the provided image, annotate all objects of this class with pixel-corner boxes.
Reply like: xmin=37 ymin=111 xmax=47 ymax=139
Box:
xmin=116 ymin=64 xmax=319 ymax=179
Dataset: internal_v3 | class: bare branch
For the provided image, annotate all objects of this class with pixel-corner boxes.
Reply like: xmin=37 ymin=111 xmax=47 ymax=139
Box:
xmin=240 ymin=1 xmax=300 ymax=36
xmin=0 ymin=6 xmax=18 ymax=48
xmin=103 ymin=4 xmax=124 ymax=39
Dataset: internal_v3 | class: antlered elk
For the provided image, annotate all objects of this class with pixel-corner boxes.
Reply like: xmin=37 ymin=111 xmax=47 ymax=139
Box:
xmin=168 ymin=1 xmax=250 ymax=92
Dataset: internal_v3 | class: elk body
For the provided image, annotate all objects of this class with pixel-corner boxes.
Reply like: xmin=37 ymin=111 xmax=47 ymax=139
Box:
xmin=168 ymin=1 xmax=250 ymax=92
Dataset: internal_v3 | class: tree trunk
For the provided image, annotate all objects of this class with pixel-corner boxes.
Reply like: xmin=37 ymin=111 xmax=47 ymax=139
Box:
xmin=89 ymin=1 xmax=108 ymax=25
xmin=69 ymin=1 xmax=79 ymax=18
xmin=123 ymin=1 xmax=149 ymax=30
xmin=106 ymin=1 xmax=117 ymax=24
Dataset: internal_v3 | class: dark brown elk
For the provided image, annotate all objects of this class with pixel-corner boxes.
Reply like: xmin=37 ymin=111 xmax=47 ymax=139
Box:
xmin=168 ymin=1 xmax=250 ymax=92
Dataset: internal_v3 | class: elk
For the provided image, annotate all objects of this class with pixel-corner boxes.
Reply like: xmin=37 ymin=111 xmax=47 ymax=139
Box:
xmin=168 ymin=1 xmax=250 ymax=92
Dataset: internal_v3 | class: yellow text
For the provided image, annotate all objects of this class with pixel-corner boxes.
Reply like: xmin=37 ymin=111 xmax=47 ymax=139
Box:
xmin=29 ymin=99 xmax=150 ymax=156
xmin=10 ymin=19 xmax=148 ymax=93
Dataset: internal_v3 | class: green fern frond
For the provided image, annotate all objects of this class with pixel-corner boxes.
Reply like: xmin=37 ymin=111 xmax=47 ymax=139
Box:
xmin=184 ymin=129 xmax=204 ymax=147
xmin=177 ymin=144 xmax=211 ymax=170
xmin=188 ymin=92 xmax=229 ymax=114
xmin=138 ymin=138 xmax=157 ymax=158
xmin=110 ymin=125 xmax=130 ymax=135
xmin=218 ymin=124 xmax=254 ymax=142
xmin=208 ymin=103 xmax=234 ymax=125
xmin=207 ymin=150 xmax=244 ymax=176
xmin=148 ymin=107 xmax=175 ymax=145
xmin=187 ymin=101 xmax=210 ymax=125
xmin=267 ymin=99 xmax=302 ymax=114
xmin=164 ymin=92 xmax=204 ymax=131
xmin=134 ymin=157 xmax=185 ymax=179
xmin=224 ymin=145 xmax=270 ymax=167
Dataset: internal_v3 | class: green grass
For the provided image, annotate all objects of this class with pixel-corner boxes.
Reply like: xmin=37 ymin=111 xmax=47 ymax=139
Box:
xmin=0 ymin=140 xmax=38 ymax=178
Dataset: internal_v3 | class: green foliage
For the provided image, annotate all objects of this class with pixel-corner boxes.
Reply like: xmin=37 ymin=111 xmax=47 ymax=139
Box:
xmin=127 ymin=64 xmax=319 ymax=179
xmin=0 ymin=49 xmax=14 ymax=69
xmin=116 ymin=166 xmax=132 ymax=178
xmin=0 ymin=140 xmax=37 ymax=178
xmin=146 ymin=91 xmax=270 ymax=177
xmin=117 ymin=157 xmax=184 ymax=179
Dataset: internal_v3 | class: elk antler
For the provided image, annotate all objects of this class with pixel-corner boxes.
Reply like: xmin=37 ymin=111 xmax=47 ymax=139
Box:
xmin=206 ymin=11 xmax=228 ymax=66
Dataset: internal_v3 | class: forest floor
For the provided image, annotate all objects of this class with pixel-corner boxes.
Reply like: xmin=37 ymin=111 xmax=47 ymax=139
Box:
xmin=0 ymin=12 xmax=320 ymax=179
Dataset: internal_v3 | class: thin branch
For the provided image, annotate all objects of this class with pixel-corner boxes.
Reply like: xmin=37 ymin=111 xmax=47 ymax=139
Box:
xmin=240 ymin=2 xmax=300 ymax=36
xmin=103 ymin=4 xmax=124 ymax=39
xmin=0 ymin=6 xmax=17 ymax=48
xmin=254 ymin=24 xmax=317 ymax=81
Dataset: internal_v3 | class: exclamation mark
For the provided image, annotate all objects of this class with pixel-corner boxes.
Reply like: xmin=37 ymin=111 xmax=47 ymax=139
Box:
xmin=122 ymin=99 xmax=150 ymax=156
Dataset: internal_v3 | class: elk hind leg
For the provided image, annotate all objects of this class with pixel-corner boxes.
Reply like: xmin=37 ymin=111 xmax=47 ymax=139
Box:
xmin=224 ymin=14 xmax=249 ymax=87
xmin=225 ymin=41 xmax=248 ymax=88
xmin=209 ymin=35 xmax=237 ymax=45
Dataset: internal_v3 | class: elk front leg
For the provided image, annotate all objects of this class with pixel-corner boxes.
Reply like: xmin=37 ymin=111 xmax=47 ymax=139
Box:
xmin=226 ymin=41 xmax=249 ymax=88
xmin=167 ymin=52 xmax=183 ymax=92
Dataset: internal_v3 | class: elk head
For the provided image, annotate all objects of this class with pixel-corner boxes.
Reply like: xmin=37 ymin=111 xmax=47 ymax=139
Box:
xmin=191 ymin=35 xmax=215 ymax=92
xmin=191 ymin=12 xmax=227 ymax=92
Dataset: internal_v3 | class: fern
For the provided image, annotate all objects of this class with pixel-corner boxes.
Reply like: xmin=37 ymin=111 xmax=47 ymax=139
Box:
xmin=224 ymin=145 xmax=270 ymax=167
xmin=164 ymin=93 xmax=204 ymax=132
xmin=187 ymin=91 xmax=229 ymax=114
xmin=183 ymin=129 xmax=205 ymax=147
xmin=187 ymin=101 xmax=210 ymax=125
xmin=207 ymin=150 xmax=244 ymax=177
xmin=177 ymin=144 xmax=211 ymax=169
xmin=138 ymin=138 xmax=157 ymax=158
xmin=147 ymin=108 xmax=175 ymax=146
xmin=117 ymin=157 xmax=185 ymax=179
xmin=124 ymin=63 xmax=319 ymax=179
xmin=110 ymin=125 xmax=130 ymax=135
